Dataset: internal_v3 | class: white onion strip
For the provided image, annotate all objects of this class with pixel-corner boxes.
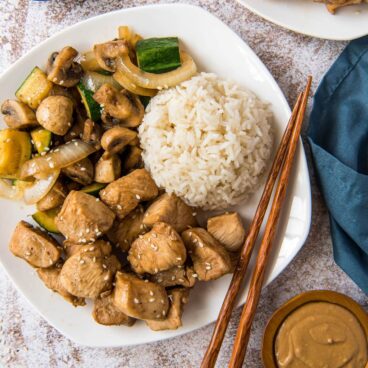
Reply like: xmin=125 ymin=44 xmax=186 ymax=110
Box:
xmin=20 ymin=140 xmax=96 ymax=179
xmin=116 ymin=51 xmax=197 ymax=89
xmin=23 ymin=170 xmax=60 ymax=205
xmin=0 ymin=179 xmax=22 ymax=200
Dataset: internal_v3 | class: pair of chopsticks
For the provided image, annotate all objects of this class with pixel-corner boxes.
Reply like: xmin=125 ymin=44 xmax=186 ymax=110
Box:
xmin=201 ymin=77 xmax=312 ymax=368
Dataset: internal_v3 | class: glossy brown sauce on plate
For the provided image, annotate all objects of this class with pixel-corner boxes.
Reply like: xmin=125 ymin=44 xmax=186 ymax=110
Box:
xmin=275 ymin=301 xmax=368 ymax=368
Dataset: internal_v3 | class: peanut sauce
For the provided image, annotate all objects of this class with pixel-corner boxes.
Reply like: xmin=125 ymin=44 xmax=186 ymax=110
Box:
xmin=275 ymin=302 xmax=368 ymax=368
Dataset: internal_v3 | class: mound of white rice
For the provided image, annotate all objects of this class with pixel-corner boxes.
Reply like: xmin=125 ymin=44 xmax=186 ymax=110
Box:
xmin=138 ymin=72 xmax=273 ymax=210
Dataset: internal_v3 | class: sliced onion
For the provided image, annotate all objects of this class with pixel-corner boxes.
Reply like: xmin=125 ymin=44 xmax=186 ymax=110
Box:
xmin=113 ymin=70 xmax=157 ymax=97
xmin=23 ymin=170 xmax=60 ymax=205
xmin=20 ymin=140 xmax=96 ymax=179
xmin=0 ymin=179 xmax=22 ymax=200
xmin=116 ymin=51 xmax=197 ymax=89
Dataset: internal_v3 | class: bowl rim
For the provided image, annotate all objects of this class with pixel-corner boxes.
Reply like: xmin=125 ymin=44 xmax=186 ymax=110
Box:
xmin=262 ymin=289 xmax=368 ymax=367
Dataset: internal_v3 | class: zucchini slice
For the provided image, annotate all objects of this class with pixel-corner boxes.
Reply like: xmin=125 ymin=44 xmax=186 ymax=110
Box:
xmin=0 ymin=129 xmax=32 ymax=179
xmin=136 ymin=37 xmax=181 ymax=74
xmin=31 ymin=128 xmax=52 ymax=154
xmin=16 ymin=67 xmax=53 ymax=109
xmin=81 ymin=71 xmax=121 ymax=93
xmin=80 ymin=182 xmax=106 ymax=196
xmin=32 ymin=207 xmax=61 ymax=234
xmin=77 ymin=83 xmax=101 ymax=122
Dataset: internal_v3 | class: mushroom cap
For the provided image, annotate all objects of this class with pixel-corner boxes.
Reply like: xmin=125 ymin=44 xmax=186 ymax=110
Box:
xmin=100 ymin=126 xmax=137 ymax=156
xmin=93 ymin=40 xmax=129 ymax=72
xmin=1 ymin=99 xmax=38 ymax=129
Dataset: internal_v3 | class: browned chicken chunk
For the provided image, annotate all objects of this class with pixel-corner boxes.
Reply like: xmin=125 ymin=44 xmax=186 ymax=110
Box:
xmin=100 ymin=169 xmax=158 ymax=219
xmin=36 ymin=179 xmax=68 ymax=212
xmin=150 ymin=266 xmax=196 ymax=288
xmin=37 ymin=266 xmax=85 ymax=307
xmin=9 ymin=221 xmax=61 ymax=268
xmin=59 ymin=240 xmax=120 ymax=298
xmin=143 ymin=193 xmax=197 ymax=233
xmin=128 ymin=222 xmax=187 ymax=274
xmin=145 ymin=288 xmax=190 ymax=331
xmin=182 ymin=228 xmax=231 ymax=281
xmin=113 ymin=272 xmax=169 ymax=320
xmin=92 ymin=293 xmax=135 ymax=326
xmin=63 ymin=241 xmax=84 ymax=258
xmin=207 ymin=212 xmax=246 ymax=252
xmin=107 ymin=206 xmax=146 ymax=252
xmin=62 ymin=158 xmax=94 ymax=185
xmin=55 ymin=191 xmax=115 ymax=244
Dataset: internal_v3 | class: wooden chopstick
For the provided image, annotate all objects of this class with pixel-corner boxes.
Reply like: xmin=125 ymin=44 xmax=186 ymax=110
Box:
xmin=228 ymin=76 xmax=312 ymax=368
xmin=200 ymin=90 xmax=304 ymax=368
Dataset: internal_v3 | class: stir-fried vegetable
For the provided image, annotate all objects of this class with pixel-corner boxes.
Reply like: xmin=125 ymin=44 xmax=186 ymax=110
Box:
xmin=20 ymin=140 xmax=95 ymax=179
xmin=80 ymin=182 xmax=106 ymax=196
xmin=0 ymin=179 xmax=22 ymax=200
xmin=31 ymin=128 xmax=52 ymax=154
xmin=77 ymin=83 xmax=102 ymax=121
xmin=136 ymin=37 xmax=181 ymax=74
xmin=116 ymin=51 xmax=197 ymax=89
xmin=23 ymin=170 xmax=60 ymax=204
xmin=81 ymin=71 xmax=121 ymax=93
xmin=0 ymin=129 xmax=32 ymax=179
xmin=113 ymin=70 xmax=157 ymax=97
xmin=32 ymin=207 xmax=61 ymax=233
xmin=80 ymin=51 xmax=102 ymax=72
xmin=15 ymin=67 xmax=53 ymax=109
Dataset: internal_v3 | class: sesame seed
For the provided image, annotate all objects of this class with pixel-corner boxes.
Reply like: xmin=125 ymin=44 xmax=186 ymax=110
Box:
xmin=149 ymin=291 xmax=154 ymax=296
xmin=49 ymin=162 xmax=55 ymax=168
xmin=134 ymin=298 xmax=139 ymax=304
xmin=95 ymin=198 xmax=100 ymax=202
xmin=80 ymin=167 xmax=86 ymax=171
xmin=178 ymin=278 xmax=185 ymax=283
xmin=86 ymin=229 xmax=90 ymax=233
xmin=149 ymin=298 xmax=155 ymax=302
xmin=152 ymin=233 xmax=157 ymax=238
xmin=93 ymin=257 xmax=96 ymax=263
xmin=151 ymin=244 xmax=158 ymax=251
xmin=96 ymin=231 xmax=102 ymax=236
xmin=171 ymin=276 xmax=176 ymax=281
xmin=117 ymin=204 xmax=122 ymax=210
xmin=79 ymin=260 xmax=85 ymax=264
xmin=104 ymin=275 xmax=109 ymax=281
xmin=25 ymin=251 xmax=31 ymax=256
xmin=154 ymin=268 xmax=158 ymax=273
xmin=144 ymin=279 xmax=149 ymax=283
xmin=192 ymin=273 xmax=198 ymax=278
xmin=192 ymin=212 xmax=197 ymax=216
xmin=176 ymin=257 xmax=182 ymax=261
xmin=135 ymin=194 xmax=141 ymax=200
xmin=160 ymin=299 xmax=165 ymax=304
xmin=205 ymin=265 xmax=212 ymax=270
xmin=137 ymin=254 xmax=141 ymax=260
xmin=162 ymin=310 xmax=166 ymax=316
xmin=102 ymin=264 xmax=107 ymax=269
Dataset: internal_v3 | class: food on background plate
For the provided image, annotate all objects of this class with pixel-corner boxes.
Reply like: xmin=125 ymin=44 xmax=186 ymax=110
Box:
xmin=0 ymin=25 xmax=273 ymax=331
xmin=314 ymin=0 xmax=368 ymax=13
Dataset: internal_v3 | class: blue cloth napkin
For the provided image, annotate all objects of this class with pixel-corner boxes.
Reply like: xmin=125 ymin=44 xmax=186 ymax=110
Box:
xmin=307 ymin=36 xmax=368 ymax=295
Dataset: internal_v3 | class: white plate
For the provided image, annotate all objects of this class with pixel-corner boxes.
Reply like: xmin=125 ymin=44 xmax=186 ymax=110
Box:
xmin=237 ymin=0 xmax=368 ymax=40
xmin=0 ymin=4 xmax=311 ymax=347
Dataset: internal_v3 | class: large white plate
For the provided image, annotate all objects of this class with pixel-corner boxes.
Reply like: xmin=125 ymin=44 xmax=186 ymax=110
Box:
xmin=0 ymin=4 xmax=311 ymax=347
xmin=237 ymin=0 xmax=368 ymax=40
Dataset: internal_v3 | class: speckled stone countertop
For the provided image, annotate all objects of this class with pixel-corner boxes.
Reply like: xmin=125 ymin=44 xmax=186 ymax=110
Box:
xmin=0 ymin=1 xmax=367 ymax=367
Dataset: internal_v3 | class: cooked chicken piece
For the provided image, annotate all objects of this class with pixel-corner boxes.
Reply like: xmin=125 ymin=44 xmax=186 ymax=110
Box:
xmin=143 ymin=193 xmax=197 ymax=233
xmin=207 ymin=212 xmax=246 ymax=252
xmin=94 ymin=155 xmax=121 ymax=184
xmin=128 ymin=222 xmax=187 ymax=275
xmin=36 ymin=179 xmax=68 ymax=212
xmin=55 ymin=191 xmax=115 ymax=244
xmin=37 ymin=266 xmax=85 ymax=307
xmin=107 ymin=206 xmax=146 ymax=252
xmin=145 ymin=288 xmax=189 ymax=331
xmin=92 ymin=293 xmax=135 ymax=326
xmin=60 ymin=240 xmax=121 ymax=298
xmin=150 ymin=266 xmax=196 ymax=288
xmin=100 ymin=169 xmax=158 ymax=219
xmin=62 ymin=158 xmax=94 ymax=186
xmin=82 ymin=118 xmax=102 ymax=150
xmin=63 ymin=240 xmax=85 ymax=258
xmin=113 ymin=272 xmax=169 ymax=320
xmin=9 ymin=221 xmax=61 ymax=268
xmin=122 ymin=146 xmax=143 ymax=173
xmin=182 ymin=228 xmax=231 ymax=281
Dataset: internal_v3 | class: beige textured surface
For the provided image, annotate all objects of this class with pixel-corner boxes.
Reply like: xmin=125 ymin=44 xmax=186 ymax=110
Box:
xmin=0 ymin=1 xmax=367 ymax=367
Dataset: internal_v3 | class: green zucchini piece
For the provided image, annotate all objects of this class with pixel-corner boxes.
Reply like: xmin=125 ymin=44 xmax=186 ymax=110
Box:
xmin=32 ymin=207 xmax=61 ymax=234
xmin=80 ymin=182 xmax=106 ymax=196
xmin=77 ymin=83 xmax=101 ymax=121
xmin=81 ymin=71 xmax=121 ymax=93
xmin=31 ymin=128 xmax=52 ymax=154
xmin=16 ymin=67 xmax=53 ymax=109
xmin=136 ymin=37 xmax=181 ymax=74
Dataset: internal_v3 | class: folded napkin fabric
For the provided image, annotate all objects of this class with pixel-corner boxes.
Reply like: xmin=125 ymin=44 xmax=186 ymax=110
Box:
xmin=308 ymin=36 xmax=368 ymax=294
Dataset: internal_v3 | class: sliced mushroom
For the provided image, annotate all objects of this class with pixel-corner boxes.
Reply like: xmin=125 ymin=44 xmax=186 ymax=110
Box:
xmin=62 ymin=157 xmax=94 ymax=185
xmin=82 ymin=118 xmax=102 ymax=149
xmin=100 ymin=126 xmax=137 ymax=157
xmin=93 ymin=40 xmax=129 ymax=72
xmin=145 ymin=288 xmax=190 ymax=331
xmin=113 ymin=272 xmax=169 ymax=321
xmin=49 ymin=85 xmax=80 ymax=107
xmin=150 ymin=266 xmax=196 ymax=288
xmin=36 ymin=96 xmax=73 ymax=135
xmin=37 ymin=265 xmax=86 ymax=307
xmin=207 ymin=212 xmax=246 ymax=252
xmin=106 ymin=206 xmax=146 ymax=252
xmin=64 ymin=108 xmax=85 ymax=142
xmin=93 ymin=293 xmax=136 ymax=326
xmin=36 ymin=179 xmax=68 ymax=212
xmin=101 ymin=111 xmax=123 ymax=130
xmin=182 ymin=228 xmax=232 ymax=281
xmin=94 ymin=155 xmax=121 ymax=184
xmin=93 ymin=84 xmax=144 ymax=127
xmin=1 ymin=100 xmax=38 ymax=129
xmin=122 ymin=146 xmax=143 ymax=173
xmin=46 ymin=47 xmax=83 ymax=87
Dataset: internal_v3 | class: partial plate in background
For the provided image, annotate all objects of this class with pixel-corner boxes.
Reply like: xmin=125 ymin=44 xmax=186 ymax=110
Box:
xmin=237 ymin=0 xmax=368 ymax=40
